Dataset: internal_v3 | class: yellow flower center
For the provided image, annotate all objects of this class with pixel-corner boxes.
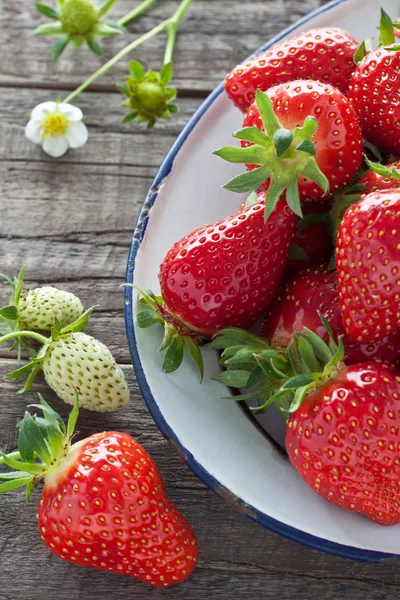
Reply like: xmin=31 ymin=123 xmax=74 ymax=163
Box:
xmin=42 ymin=113 xmax=69 ymax=137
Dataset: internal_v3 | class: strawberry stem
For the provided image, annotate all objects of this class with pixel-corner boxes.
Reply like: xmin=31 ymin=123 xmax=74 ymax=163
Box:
xmin=0 ymin=330 xmax=49 ymax=346
xmin=117 ymin=0 xmax=157 ymax=26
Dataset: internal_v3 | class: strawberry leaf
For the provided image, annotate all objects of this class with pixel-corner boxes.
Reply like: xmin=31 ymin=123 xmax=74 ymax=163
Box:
xmin=223 ymin=165 xmax=272 ymax=193
xmin=288 ymin=244 xmax=309 ymax=261
xmin=137 ymin=309 xmax=163 ymax=328
xmin=17 ymin=412 xmax=51 ymax=464
xmin=214 ymin=369 xmax=250 ymax=388
xmin=233 ymin=126 xmax=270 ymax=145
xmin=60 ymin=306 xmax=96 ymax=334
xmin=0 ymin=305 xmax=18 ymax=321
xmin=67 ymin=392 xmax=80 ymax=439
xmin=379 ymin=8 xmax=395 ymax=46
xmin=160 ymin=62 xmax=173 ymax=85
xmin=274 ymin=129 xmax=293 ymax=158
xmin=35 ymin=2 xmax=60 ymax=19
xmin=183 ymin=336 xmax=204 ymax=382
xmin=0 ymin=476 xmax=35 ymax=493
xmin=162 ymin=334 xmax=184 ymax=373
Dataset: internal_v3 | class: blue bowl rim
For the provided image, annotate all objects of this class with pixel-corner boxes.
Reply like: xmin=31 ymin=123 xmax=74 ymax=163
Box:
xmin=124 ymin=0 xmax=400 ymax=565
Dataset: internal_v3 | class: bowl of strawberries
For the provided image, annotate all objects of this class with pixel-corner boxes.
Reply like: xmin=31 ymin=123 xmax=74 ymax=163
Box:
xmin=125 ymin=0 xmax=400 ymax=563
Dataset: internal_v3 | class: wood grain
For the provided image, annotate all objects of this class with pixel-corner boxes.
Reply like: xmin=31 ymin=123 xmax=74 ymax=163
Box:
xmin=0 ymin=0 xmax=329 ymax=92
xmin=2 ymin=1 xmax=400 ymax=599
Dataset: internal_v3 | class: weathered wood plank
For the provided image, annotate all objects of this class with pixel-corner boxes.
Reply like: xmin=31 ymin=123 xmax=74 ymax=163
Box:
xmin=2 ymin=358 xmax=400 ymax=599
xmin=0 ymin=0 xmax=329 ymax=92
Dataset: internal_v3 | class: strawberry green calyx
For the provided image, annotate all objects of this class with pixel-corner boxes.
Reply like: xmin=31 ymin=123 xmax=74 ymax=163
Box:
xmin=34 ymin=0 xmax=125 ymax=60
xmin=354 ymin=8 xmax=397 ymax=62
xmin=364 ymin=156 xmax=400 ymax=181
xmin=129 ymin=286 xmax=204 ymax=381
xmin=118 ymin=62 xmax=178 ymax=127
xmin=213 ymin=89 xmax=329 ymax=221
xmin=0 ymin=394 xmax=79 ymax=500
xmin=208 ymin=314 xmax=345 ymax=419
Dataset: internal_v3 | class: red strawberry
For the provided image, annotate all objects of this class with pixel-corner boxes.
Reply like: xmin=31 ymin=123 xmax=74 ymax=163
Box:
xmin=336 ymin=189 xmax=400 ymax=344
xmin=132 ymin=193 xmax=296 ymax=376
xmin=225 ymin=28 xmax=358 ymax=112
xmin=347 ymin=44 xmax=400 ymax=155
xmin=214 ymin=82 xmax=363 ymax=220
xmin=286 ymin=361 xmax=400 ymax=525
xmin=212 ymin=319 xmax=400 ymax=524
xmin=262 ymin=265 xmax=400 ymax=366
xmin=0 ymin=398 xmax=198 ymax=588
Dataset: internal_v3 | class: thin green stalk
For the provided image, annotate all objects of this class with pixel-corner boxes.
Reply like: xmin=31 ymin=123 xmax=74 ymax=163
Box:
xmin=118 ymin=0 xmax=157 ymax=26
xmin=63 ymin=18 xmax=169 ymax=103
xmin=164 ymin=0 xmax=193 ymax=64
xmin=0 ymin=331 xmax=48 ymax=346
xmin=0 ymin=451 xmax=21 ymax=465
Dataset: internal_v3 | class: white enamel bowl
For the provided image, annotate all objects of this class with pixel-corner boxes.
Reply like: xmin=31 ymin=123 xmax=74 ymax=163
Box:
xmin=125 ymin=0 xmax=400 ymax=563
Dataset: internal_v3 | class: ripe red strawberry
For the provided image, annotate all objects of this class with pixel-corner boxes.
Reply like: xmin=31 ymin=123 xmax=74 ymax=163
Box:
xmin=0 ymin=397 xmax=198 ymax=587
xmin=132 ymin=192 xmax=296 ymax=376
xmin=336 ymin=189 xmax=400 ymax=344
xmin=212 ymin=318 xmax=400 ymax=524
xmin=225 ymin=28 xmax=358 ymax=112
xmin=286 ymin=361 xmax=400 ymax=525
xmin=347 ymin=44 xmax=400 ymax=155
xmin=262 ymin=265 xmax=400 ymax=366
xmin=214 ymin=82 xmax=363 ymax=220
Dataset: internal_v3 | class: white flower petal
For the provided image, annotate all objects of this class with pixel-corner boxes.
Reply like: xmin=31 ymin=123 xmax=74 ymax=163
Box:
xmin=31 ymin=101 xmax=58 ymax=121
xmin=25 ymin=119 xmax=43 ymax=145
xmin=65 ymin=121 xmax=88 ymax=149
xmin=42 ymin=135 xmax=69 ymax=158
xmin=58 ymin=103 xmax=83 ymax=121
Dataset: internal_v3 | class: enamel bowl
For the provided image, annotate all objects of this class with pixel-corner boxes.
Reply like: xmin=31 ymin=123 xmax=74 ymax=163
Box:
xmin=125 ymin=0 xmax=400 ymax=563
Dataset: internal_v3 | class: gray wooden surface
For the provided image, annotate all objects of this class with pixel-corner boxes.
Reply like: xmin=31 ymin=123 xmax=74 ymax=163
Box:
xmin=1 ymin=1 xmax=400 ymax=598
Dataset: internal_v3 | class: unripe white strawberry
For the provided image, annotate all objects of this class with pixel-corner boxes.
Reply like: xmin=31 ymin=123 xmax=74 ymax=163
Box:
xmin=42 ymin=332 xmax=129 ymax=412
xmin=18 ymin=286 xmax=83 ymax=331
xmin=0 ymin=306 xmax=130 ymax=413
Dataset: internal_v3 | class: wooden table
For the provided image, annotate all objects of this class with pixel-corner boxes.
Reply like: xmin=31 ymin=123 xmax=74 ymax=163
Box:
xmin=1 ymin=1 xmax=400 ymax=598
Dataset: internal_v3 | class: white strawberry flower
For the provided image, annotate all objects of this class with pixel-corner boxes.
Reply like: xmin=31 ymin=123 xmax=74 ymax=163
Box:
xmin=25 ymin=101 xmax=88 ymax=158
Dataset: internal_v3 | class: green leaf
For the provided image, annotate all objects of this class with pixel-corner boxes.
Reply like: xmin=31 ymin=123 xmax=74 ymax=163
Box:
xmin=0 ymin=471 xmax=32 ymax=481
xmin=296 ymin=335 xmax=321 ymax=373
xmin=379 ymin=8 xmax=395 ymax=46
xmin=206 ymin=328 xmax=269 ymax=351
xmin=18 ymin=412 xmax=51 ymax=464
xmin=0 ymin=272 xmax=15 ymax=289
xmin=98 ymin=0 xmax=118 ymax=17
xmin=245 ymin=191 xmax=258 ymax=207
xmin=274 ymin=129 xmax=293 ymax=158
xmin=184 ymin=336 xmax=204 ymax=382
xmin=5 ymin=361 xmax=38 ymax=380
xmin=365 ymin=155 xmax=400 ymax=180
xmin=255 ymin=89 xmax=281 ymax=136
xmin=129 ymin=60 xmax=145 ymax=81
xmin=302 ymin=328 xmax=332 ymax=364
xmin=87 ymin=38 xmax=103 ymax=56
xmin=13 ymin=263 xmax=25 ymax=307
xmin=0 ymin=305 xmax=18 ymax=321
xmin=128 ymin=285 xmax=159 ymax=311
xmin=264 ymin=176 xmax=287 ymax=222
xmin=282 ymin=373 xmax=318 ymax=389
xmin=17 ymin=364 xmax=41 ymax=394
xmin=288 ymin=244 xmax=309 ymax=261
xmin=67 ymin=391 xmax=80 ymax=439
xmin=26 ymin=479 xmax=35 ymax=501
xmin=254 ymin=354 xmax=280 ymax=379
xmin=167 ymin=103 xmax=179 ymax=113
xmin=17 ymin=427 xmax=35 ymax=462
xmin=0 ymin=453 xmax=44 ymax=475
xmin=51 ymin=317 xmax=62 ymax=341
xmin=233 ymin=126 xmax=270 ymax=146
xmin=47 ymin=36 xmax=69 ymax=62
xmin=162 ymin=334 xmax=184 ymax=373
xmin=385 ymin=45 xmax=400 ymax=51
xmin=60 ymin=306 xmax=96 ymax=335
xmin=286 ymin=177 xmax=302 ymax=218
xmin=214 ymin=369 xmax=250 ymax=388
xmin=354 ymin=39 xmax=373 ymax=64
xmin=224 ymin=347 xmax=261 ymax=369
xmin=122 ymin=112 xmax=137 ymax=123
xmin=117 ymin=82 xmax=130 ymax=96
xmin=223 ymin=165 xmax=271 ymax=194
xmin=213 ymin=144 xmax=268 ymax=165
xmin=33 ymin=21 xmax=64 ymax=35
xmin=244 ymin=366 xmax=268 ymax=389
xmin=221 ymin=390 xmax=257 ymax=401
xmin=296 ymin=140 xmax=316 ymax=156
xmin=35 ymin=2 xmax=60 ymax=19
xmin=301 ymin=159 xmax=329 ymax=195
xmin=0 ymin=476 xmax=34 ymax=494
xmin=93 ymin=22 xmax=121 ymax=37
xmin=288 ymin=385 xmax=310 ymax=413
xmin=137 ymin=309 xmax=163 ymax=328
xmin=103 ymin=19 xmax=125 ymax=33
xmin=159 ymin=322 xmax=176 ymax=352
xmin=161 ymin=61 xmax=173 ymax=85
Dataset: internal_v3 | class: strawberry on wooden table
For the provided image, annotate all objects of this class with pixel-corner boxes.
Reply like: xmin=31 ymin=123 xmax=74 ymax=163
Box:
xmin=131 ymin=191 xmax=296 ymax=376
xmin=0 ymin=307 xmax=129 ymax=412
xmin=225 ymin=28 xmax=358 ymax=112
xmin=210 ymin=318 xmax=400 ymax=524
xmin=336 ymin=188 xmax=400 ymax=344
xmin=0 ymin=396 xmax=198 ymax=587
xmin=214 ymin=81 xmax=363 ymax=220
